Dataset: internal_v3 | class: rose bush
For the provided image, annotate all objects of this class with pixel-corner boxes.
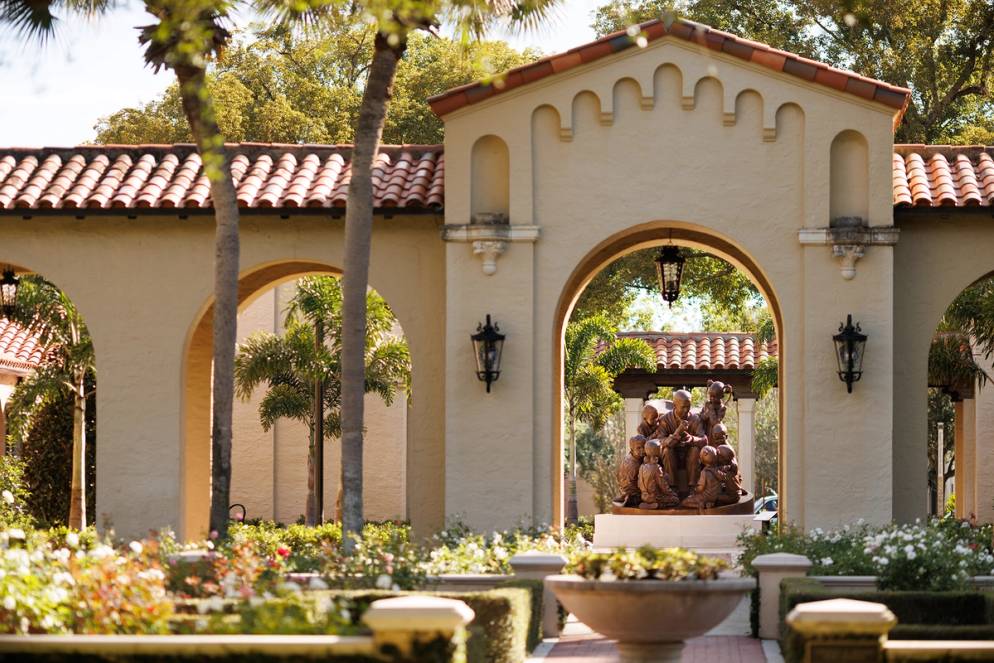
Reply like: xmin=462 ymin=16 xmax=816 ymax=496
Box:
xmin=0 ymin=529 xmax=172 ymax=634
xmin=738 ymin=517 xmax=994 ymax=591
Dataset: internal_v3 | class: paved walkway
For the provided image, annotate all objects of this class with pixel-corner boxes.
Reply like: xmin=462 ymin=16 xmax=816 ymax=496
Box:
xmin=542 ymin=633 xmax=765 ymax=662
xmin=535 ymin=597 xmax=773 ymax=663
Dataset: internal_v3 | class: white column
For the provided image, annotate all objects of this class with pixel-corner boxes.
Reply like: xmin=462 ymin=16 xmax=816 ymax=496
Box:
xmin=737 ymin=398 xmax=755 ymax=496
xmin=624 ymin=398 xmax=644 ymax=442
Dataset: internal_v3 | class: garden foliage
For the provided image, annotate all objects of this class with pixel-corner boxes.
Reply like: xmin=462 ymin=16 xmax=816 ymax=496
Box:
xmin=568 ymin=545 xmax=728 ymax=581
xmin=738 ymin=517 xmax=994 ymax=591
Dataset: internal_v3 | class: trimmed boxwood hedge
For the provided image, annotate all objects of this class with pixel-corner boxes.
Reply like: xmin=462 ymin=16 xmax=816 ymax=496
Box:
xmin=497 ymin=579 xmax=543 ymax=652
xmin=333 ymin=588 xmax=532 ymax=663
xmin=778 ymin=577 xmax=994 ymax=663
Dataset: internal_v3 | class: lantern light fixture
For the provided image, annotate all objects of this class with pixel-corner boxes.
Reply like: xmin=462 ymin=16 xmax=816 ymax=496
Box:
xmin=1 ymin=268 xmax=19 ymax=320
xmin=833 ymin=314 xmax=867 ymax=393
xmin=655 ymin=245 xmax=685 ymax=308
xmin=471 ymin=314 xmax=505 ymax=393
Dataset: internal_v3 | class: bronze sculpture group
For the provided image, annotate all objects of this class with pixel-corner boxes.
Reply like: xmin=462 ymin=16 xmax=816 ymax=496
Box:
xmin=614 ymin=380 xmax=747 ymax=514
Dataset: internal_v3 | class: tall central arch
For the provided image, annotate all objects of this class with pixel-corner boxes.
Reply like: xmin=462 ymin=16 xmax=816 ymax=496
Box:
xmin=550 ymin=221 xmax=786 ymax=527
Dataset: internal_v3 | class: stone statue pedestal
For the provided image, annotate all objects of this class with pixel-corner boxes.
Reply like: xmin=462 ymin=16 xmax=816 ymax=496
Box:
xmin=592 ymin=513 xmax=758 ymax=552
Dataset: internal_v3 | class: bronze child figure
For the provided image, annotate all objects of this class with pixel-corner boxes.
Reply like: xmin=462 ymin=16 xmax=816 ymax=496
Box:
xmin=681 ymin=445 xmax=722 ymax=510
xmin=714 ymin=442 xmax=744 ymax=506
xmin=614 ymin=434 xmax=646 ymax=507
xmin=638 ymin=439 xmax=680 ymax=510
xmin=700 ymin=380 xmax=731 ymax=438
xmin=636 ymin=404 xmax=659 ymax=438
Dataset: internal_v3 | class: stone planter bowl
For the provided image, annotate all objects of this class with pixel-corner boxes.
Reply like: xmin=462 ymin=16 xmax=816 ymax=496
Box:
xmin=545 ymin=575 xmax=755 ymax=663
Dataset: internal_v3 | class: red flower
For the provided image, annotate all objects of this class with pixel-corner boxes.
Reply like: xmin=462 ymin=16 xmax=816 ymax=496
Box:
xmin=276 ymin=546 xmax=291 ymax=559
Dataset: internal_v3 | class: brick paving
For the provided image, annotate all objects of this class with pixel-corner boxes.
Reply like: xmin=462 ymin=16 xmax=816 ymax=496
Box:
xmin=543 ymin=633 xmax=766 ymax=662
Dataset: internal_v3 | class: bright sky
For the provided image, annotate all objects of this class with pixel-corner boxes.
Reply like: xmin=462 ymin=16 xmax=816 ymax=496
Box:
xmin=0 ymin=1 xmax=603 ymax=147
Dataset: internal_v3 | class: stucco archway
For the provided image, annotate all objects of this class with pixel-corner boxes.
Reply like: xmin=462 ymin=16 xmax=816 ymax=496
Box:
xmin=550 ymin=221 xmax=785 ymax=527
xmin=180 ymin=260 xmax=416 ymax=539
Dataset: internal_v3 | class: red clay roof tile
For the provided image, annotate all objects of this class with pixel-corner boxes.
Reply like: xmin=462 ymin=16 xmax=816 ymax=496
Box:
xmin=0 ymin=145 xmax=444 ymax=213
xmin=612 ymin=332 xmax=777 ymax=371
xmin=0 ymin=318 xmax=45 ymax=373
xmin=893 ymin=146 xmax=994 ymax=208
xmin=428 ymin=18 xmax=911 ymax=118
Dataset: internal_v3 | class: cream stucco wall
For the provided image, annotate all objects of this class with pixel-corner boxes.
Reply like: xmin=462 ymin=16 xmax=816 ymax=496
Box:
xmin=442 ymin=35 xmax=899 ymax=531
xmin=231 ymin=282 xmax=407 ymax=523
xmin=0 ymin=214 xmax=443 ymax=540
xmin=893 ymin=210 xmax=994 ymax=522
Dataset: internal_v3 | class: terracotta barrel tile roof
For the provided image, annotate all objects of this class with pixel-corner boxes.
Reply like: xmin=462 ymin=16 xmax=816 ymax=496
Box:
xmin=429 ymin=18 xmax=911 ymax=118
xmin=613 ymin=332 xmax=777 ymax=371
xmin=0 ymin=318 xmax=45 ymax=373
xmin=893 ymin=145 xmax=994 ymax=208
xmin=3 ymin=143 xmax=993 ymax=214
xmin=0 ymin=144 xmax=444 ymax=212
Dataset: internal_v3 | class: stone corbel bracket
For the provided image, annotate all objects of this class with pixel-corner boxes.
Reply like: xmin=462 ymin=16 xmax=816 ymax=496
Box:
xmin=798 ymin=223 xmax=899 ymax=280
xmin=442 ymin=216 xmax=540 ymax=276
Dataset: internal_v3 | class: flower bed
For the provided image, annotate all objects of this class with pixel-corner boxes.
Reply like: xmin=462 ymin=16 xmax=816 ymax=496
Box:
xmin=0 ymin=528 xmax=172 ymax=635
xmin=0 ymin=521 xmax=564 ymax=663
xmin=739 ymin=517 xmax=994 ymax=590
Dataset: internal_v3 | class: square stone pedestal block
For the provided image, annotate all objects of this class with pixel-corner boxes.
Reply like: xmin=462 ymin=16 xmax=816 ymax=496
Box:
xmin=592 ymin=514 xmax=758 ymax=551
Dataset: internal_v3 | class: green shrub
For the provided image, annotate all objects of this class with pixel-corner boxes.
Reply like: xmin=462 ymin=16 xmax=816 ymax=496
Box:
xmin=227 ymin=520 xmax=343 ymax=572
xmin=498 ymin=579 xmax=543 ymax=652
xmin=778 ymin=576 xmax=994 ymax=663
xmin=425 ymin=525 xmax=589 ymax=575
xmin=0 ymin=455 xmax=33 ymax=529
xmin=297 ymin=587 xmax=534 ymax=663
xmin=16 ymin=385 xmax=95 ymax=528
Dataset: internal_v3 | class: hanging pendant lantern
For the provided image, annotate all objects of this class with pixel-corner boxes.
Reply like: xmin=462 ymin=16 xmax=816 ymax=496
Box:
xmin=1 ymin=268 xmax=19 ymax=320
xmin=655 ymin=245 xmax=685 ymax=307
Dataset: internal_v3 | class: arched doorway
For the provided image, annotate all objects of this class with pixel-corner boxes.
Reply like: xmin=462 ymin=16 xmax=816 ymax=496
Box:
xmin=180 ymin=260 xmax=415 ymax=539
xmin=550 ymin=222 xmax=785 ymax=527
xmin=0 ymin=263 xmax=97 ymax=528
xmin=924 ymin=272 xmax=994 ymax=523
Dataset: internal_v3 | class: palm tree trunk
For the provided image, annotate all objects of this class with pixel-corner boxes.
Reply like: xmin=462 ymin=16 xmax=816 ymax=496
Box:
xmin=313 ymin=319 xmax=325 ymax=524
xmin=68 ymin=372 xmax=86 ymax=529
xmin=566 ymin=408 xmax=578 ymax=525
xmin=306 ymin=422 xmax=317 ymax=525
xmin=175 ymin=63 xmax=240 ymax=539
xmin=341 ymin=33 xmax=404 ymax=550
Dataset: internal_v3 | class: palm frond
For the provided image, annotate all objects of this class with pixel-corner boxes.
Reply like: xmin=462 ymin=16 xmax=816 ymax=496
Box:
xmin=929 ymin=332 xmax=990 ymax=395
xmin=140 ymin=0 xmax=232 ymax=73
xmin=258 ymin=383 xmax=311 ymax=431
xmin=596 ymin=337 xmax=655 ymax=375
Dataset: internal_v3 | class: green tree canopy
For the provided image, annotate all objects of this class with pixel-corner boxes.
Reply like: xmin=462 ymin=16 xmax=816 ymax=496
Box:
xmin=94 ymin=28 xmax=537 ymax=145
xmin=573 ymin=247 xmax=771 ymax=333
xmin=591 ymin=0 xmax=994 ymax=144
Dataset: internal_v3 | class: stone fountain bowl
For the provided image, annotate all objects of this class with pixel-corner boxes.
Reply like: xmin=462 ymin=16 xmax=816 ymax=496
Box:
xmin=545 ymin=575 xmax=755 ymax=643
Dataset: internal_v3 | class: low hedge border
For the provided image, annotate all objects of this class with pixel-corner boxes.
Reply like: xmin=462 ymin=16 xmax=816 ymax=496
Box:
xmin=778 ymin=577 xmax=994 ymax=663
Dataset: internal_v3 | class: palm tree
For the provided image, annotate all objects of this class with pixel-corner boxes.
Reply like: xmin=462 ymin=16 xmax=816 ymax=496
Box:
xmin=563 ymin=315 xmax=655 ymax=523
xmin=0 ymin=0 xmax=111 ymax=40
xmin=259 ymin=0 xmax=560 ymax=547
xmin=234 ymin=276 xmax=410 ymax=524
xmin=140 ymin=0 xmax=241 ymax=538
xmin=5 ymin=276 xmax=95 ymax=528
